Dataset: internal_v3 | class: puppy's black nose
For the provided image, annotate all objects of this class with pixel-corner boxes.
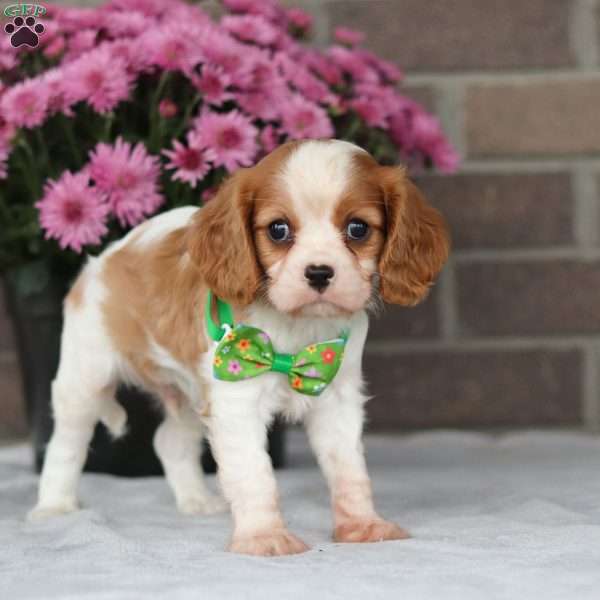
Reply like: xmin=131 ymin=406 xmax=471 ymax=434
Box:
xmin=305 ymin=264 xmax=334 ymax=292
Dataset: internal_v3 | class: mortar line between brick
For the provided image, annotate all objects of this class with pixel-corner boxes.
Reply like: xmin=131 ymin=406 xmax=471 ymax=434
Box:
xmin=434 ymin=79 xmax=466 ymax=158
xmin=452 ymin=247 xmax=600 ymax=261
xmin=438 ymin=258 xmax=458 ymax=340
xmin=570 ymin=0 xmax=599 ymax=69
xmin=457 ymin=158 xmax=600 ymax=172
xmin=582 ymin=342 xmax=600 ymax=431
xmin=573 ymin=165 xmax=599 ymax=250
xmin=404 ymin=70 xmax=600 ymax=85
xmin=365 ymin=337 xmax=592 ymax=353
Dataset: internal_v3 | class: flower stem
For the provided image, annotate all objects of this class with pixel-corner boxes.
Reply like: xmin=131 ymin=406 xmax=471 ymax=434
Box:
xmin=148 ymin=72 xmax=171 ymax=152
xmin=61 ymin=115 xmax=83 ymax=167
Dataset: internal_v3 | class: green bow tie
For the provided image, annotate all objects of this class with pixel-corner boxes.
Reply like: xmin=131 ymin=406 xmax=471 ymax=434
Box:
xmin=205 ymin=292 xmax=348 ymax=396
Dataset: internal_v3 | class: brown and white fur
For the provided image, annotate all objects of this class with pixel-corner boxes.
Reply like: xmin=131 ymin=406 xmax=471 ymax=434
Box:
xmin=29 ymin=139 xmax=449 ymax=556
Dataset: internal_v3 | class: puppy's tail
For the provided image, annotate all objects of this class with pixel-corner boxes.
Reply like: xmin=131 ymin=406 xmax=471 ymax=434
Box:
xmin=100 ymin=396 xmax=128 ymax=439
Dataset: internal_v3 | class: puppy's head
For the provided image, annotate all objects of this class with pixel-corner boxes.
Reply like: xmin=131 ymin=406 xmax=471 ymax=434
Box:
xmin=188 ymin=140 xmax=449 ymax=316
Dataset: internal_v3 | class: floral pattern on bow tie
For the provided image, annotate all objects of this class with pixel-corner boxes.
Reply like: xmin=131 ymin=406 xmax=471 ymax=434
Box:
xmin=212 ymin=324 xmax=347 ymax=396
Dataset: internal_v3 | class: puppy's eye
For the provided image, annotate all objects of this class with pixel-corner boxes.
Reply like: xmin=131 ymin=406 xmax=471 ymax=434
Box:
xmin=346 ymin=219 xmax=369 ymax=241
xmin=267 ymin=219 xmax=292 ymax=243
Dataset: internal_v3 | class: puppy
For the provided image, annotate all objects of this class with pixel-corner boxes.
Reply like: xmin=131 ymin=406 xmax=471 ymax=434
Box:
xmin=29 ymin=139 xmax=449 ymax=556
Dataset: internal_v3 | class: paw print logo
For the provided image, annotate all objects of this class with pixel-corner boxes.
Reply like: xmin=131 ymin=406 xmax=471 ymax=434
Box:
xmin=4 ymin=16 xmax=45 ymax=48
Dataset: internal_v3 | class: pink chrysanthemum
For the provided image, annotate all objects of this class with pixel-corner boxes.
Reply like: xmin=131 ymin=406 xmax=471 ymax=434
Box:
xmin=222 ymin=15 xmax=281 ymax=47
xmin=192 ymin=110 xmax=258 ymax=171
xmin=105 ymin=0 xmax=168 ymax=18
xmin=334 ymin=26 xmax=365 ymax=46
xmin=222 ymin=0 xmax=285 ymax=23
xmin=301 ymin=50 xmax=343 ymax=86
xmin=63 ymin=29 xmax=99 ymax=62
xmin=327 ymin=46 xmax=379 ymax=84
xmin=163 ymin=133 xmax=216 ymax=188
xmin=275 ymin=53 xmax=336 ymax=104
xmin=286 ymin=8 xmax=313 ymax=35
xmin=0 ymin=78 xmax=50 ymax=129
xmin=139 ymin=23 xmax=202 ymax=73
xmin=280 ymin=96 xmax=334 ymax=139
xmin=259 ymin=125 xmax=281 ymax=154
xmin=42 ymin=68 xmax=73 ymax=116
xmin=194 ymin=65 xmax=233 ymax=106
xmin=88 ymin=138 xmax=164 ymax=226
xmin=159 ymin=99 xmax=178 ymax=119
xmin=0 ymin=36 xmax=18 ymax=72
xmin=36 ymin=171 xmax=110 ymax=253
xmin=63 ymin=47 xmax=132 ymax=114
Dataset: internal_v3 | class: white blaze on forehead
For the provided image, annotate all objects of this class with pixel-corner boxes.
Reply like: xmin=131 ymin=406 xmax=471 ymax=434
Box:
xmin=278 ymin=140 xmax=366 ymax=216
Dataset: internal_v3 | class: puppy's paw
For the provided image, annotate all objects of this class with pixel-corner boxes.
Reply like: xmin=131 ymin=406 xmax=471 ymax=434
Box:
xmin=334 ymin=518 xmax=410 ymax=543
xmin=177 ymin=493 xmax=228 ymax=516
xmin=229 ymin=529 xmax=310 ymax=556
xmin=27 ymin=499 xmax=79 ymax=522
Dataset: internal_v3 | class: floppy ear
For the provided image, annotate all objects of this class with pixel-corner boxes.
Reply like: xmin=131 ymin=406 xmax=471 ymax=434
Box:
xmin=186 ymin=169 xmax=262 ymax=306
xmin=378 ymin=167 xmax=450 ymax=306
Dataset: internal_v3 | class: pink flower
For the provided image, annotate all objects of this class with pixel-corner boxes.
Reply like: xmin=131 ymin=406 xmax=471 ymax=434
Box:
xmin=227 ymin=359 xmax=242 ymax=375
xmin=163 ymin=134 xmax=216 ymax=188
xmin=140 ymin=23 xmax=202 ymax=73
xmin=327 ymin=46 xmax=379 ymax=83
xmin=201 ymin=187 xmax=218 ymax=202
xmin=0 ymin=36 xmax=18 ymax=72
xmin=62 ymin=47 xmax=133 ymax=114
xmin=301 ymin=50 xmax=343 ymax=86
xmin=356 ymin=49 xmax=402 ymax=84
xmin=280 ymin=96 xmax=334 ymax=139
xmin=194 ymin=65 xmax=233 ymax=106
xmin=192 ymin=110 xmax=258 ymax=171
xmin=105 ymin=0 xmax=168 ymax=18
xmin=222 ymin=0 xmax=285 ymax=23
xmin=42 ymin=68 xmax=73 ymax=116
xmin=159 ymin=99 xmax=178 ymax=118
xmin=412 ymin=113 xmax=460 ymax=173
xmin=36 ymin=171 xmax=110 ymax=253
xmin=275 ymin=53 xmax=335 ymax=104
xmin=286 ymin=8 xmax=313 ymax=36
xmin=63 ymin=29 xmax=98 ymax=62
xmin=88 ymin=138 xmax=164 ymax=227
xmin=222 ymin=15 xmax=280 ymax=47
xmin=334 ymin=26 xmax=365 ymax=46
xmin=348 ymin=97 xmax=389 ymax=128
xmin=0 ymin=78 xmax=50 ymax=129
xmin=43 ymin=36 xmax=66 ymax=59
xmin=101 ymin=9 xmax=151 ymax=37
xmin=259 ymin=125 xmax=281 ymax=154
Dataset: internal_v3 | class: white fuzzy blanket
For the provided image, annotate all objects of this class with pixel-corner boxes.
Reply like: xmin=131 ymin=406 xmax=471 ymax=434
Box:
xmin=2 ymin=430 xmax=600 ymax=599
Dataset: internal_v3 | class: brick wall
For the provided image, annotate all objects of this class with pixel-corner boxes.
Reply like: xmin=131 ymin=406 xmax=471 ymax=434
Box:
xmin=1 ymin=0 xmax=599 ymax=436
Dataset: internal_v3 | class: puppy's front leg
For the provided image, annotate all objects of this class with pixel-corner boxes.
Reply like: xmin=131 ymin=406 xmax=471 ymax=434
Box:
xmin=209 ymin=382 xmax=309 ymax=556
xmin=305 ymin=377 xmax=410 ymax=544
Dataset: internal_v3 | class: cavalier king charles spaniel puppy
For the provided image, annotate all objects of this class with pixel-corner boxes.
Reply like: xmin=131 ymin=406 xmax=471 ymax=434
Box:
xmin=29 ymin=139 xmax=449 ymax=556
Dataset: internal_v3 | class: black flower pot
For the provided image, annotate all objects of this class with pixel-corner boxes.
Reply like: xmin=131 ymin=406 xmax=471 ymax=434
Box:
xmin=3 ymin=261 xmax=285 ymax=476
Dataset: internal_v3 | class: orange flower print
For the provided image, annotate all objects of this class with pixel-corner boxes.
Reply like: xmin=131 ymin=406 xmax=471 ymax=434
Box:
xmin=321 ymin=348 xmax=336 ymax=364
xmin=292 ymin=376 xmax=303 ymax=389
xmin=237 ymin=338 xmax=251 ymax=351
xmin=213 ymin=355 xmax=223 ymax=367
xmin=225 ymin=330 xmax=236 ymax=341
xmin=307 ymin=344 xmax=317 ymax=354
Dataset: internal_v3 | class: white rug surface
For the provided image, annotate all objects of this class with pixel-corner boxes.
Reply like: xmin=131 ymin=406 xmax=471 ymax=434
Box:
xmin=2 ymin=430 xmax=600 ymax=599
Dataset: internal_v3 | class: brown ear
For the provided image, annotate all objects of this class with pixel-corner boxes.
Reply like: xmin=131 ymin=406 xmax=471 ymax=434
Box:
xmin=186 ymin=169 xmax=262 ymax=306
xmin=378 ymin=167 xmax=450 ymax=306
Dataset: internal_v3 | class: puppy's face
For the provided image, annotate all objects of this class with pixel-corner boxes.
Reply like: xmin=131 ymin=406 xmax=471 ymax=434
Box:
xmin=189 ymin=140 xmax=449 ymax=317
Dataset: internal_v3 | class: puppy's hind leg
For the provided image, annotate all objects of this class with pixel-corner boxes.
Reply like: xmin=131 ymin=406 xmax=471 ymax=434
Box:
xmin=154 ymin=404 xmax=227 ymax=516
